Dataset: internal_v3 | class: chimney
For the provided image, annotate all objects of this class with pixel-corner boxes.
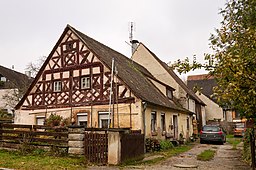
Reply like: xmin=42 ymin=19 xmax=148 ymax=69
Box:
xmin=25 ymin=71 xmax=31 ymax=78
xmin=131 ymin=40 xmax=139 ymax=54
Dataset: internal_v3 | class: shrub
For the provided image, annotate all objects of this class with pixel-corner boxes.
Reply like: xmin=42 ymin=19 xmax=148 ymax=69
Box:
xmin=45 ymin=114 xmax=70 ymax=127
xmin=160 ymin=140 xmax=174 ymax=151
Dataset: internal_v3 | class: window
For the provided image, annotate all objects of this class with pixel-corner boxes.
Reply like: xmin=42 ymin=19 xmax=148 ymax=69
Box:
xmin=151 ymin=112 xmax=157 ymax=132
xmin=36 ymin=116 xmax=45 ymax=125
xmin=160 ymin=113 xmax=166 ymax=132
xmin=98 ymin=112 xmax=110 ymax=128
xmin=53 ymin=81 xmax=61 ymax=92
xmin=81 ymin=76 xmax=91 ymax=89
xmin=166 ymin=88 xmax=173 ymax=99
xmin=77 ymin=113 xmax=88 ymax=127
xmin=0 ymin=76 xmax=6 ymax=82
xmin=66 ymin=42 xmax=74 ymax=51
xmin=187 ymin=116 xmax=190 ymax=130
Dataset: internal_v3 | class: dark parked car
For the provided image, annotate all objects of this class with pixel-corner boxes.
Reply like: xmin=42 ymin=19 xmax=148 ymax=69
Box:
xmin=200 ymin=125 xmax=226 ymax=144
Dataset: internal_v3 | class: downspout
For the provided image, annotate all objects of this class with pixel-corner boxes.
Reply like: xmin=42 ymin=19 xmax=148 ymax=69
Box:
xmin=142 ymin=101 xmax=147 ymax=135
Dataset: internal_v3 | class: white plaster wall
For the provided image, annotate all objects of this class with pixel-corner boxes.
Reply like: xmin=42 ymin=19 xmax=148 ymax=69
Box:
xmin=132 ymin=45 xmax=187 ymax=100
xmin=196 ymin=92 xmax=223 ymax=121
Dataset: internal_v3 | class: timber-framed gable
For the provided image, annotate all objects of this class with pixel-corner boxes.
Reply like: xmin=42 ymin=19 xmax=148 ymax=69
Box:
xmin=19 ymin=28 xmax=132 ymax=110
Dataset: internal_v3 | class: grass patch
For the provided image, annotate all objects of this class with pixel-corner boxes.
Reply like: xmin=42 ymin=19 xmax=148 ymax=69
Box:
xmin=0 ymin=149 xmax=86 ymax=170
xmin=197 ymin=149 xmax=216 ymax=161
xmin=226 ymin=135 xmax=242 ymax=149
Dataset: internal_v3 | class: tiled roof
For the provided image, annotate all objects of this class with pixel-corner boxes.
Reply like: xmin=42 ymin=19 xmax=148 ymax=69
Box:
xmin=0 ymin=65 xmax=31 ymax=90
xmin=16 ymin=25 xmax=187 ymax=112
xmin=71 ymin=26 xmax=186 ymax=111
xmin=187 ymin=74 xmax=217 ymax=102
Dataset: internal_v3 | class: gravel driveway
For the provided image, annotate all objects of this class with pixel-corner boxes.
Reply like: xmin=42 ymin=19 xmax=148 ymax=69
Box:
xmin=88 ymin=142 xmax=251 ymax=170
xmin=142 ymin=142 xmax=251 ymax=170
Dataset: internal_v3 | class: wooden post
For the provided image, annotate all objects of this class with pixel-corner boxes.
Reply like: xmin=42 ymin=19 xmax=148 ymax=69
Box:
xmin=0 ymin=123 xmax=2 ymax=141
xmin=251 ymin=127 xmax=255 ymax=170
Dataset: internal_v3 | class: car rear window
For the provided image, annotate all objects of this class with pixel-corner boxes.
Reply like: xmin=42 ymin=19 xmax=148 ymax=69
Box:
xmin=203 ymin=126 xmax=220 ymax=132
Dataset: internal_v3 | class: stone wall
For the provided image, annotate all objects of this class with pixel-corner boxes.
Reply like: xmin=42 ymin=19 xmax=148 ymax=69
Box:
xmin=68 ymin=126 xmax=85 ymax=155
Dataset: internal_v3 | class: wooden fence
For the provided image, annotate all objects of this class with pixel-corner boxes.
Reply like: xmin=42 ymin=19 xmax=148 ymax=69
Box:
xmin=121 ymin=133 xmax=145 ymax=162
xmin=0 ymin=123 xmax=68 ymax=150
xmin=84 ymin=131 xmax=108 ymax=165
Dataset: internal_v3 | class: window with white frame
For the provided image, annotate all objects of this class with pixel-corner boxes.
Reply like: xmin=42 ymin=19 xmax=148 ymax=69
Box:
xmin=53 ymin=81 xmax=62 ymax=92
xmin=98 ymin=112 xmax=110 ymax=128
xmin=36 ymin=116 xmax=45 ymax=125
xmin=160 ymin=113 xmax=166 ymax=132
xmin=77 ymin=113 xmax=88 ymax=127
xmin=151 ymin=111 xmax=157 ymax=132
xmin=81 ymin=76 xmax=91 ymax=89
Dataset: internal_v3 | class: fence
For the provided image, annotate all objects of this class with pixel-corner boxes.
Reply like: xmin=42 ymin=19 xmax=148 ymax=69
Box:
xmin=84 ymin=131 xmax=108 ymax=165
xmin=0 ymin=123 xmax=68 ymax=150
xmin=0 ymin=124 xmax=145 ymax=165
xmin=121 ymin=133 xmax=144 ymax=162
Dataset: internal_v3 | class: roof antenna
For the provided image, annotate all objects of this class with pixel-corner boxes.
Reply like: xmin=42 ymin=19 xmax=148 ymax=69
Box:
xmin=128 ymin=22 xmax=139 ymax=55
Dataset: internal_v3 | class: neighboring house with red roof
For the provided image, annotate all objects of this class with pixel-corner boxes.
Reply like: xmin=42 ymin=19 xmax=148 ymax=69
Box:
xmin=131 ymin=43 xmax=206 ymax=133
xmin=0 ymin=65 xmax=31 ymax=116
xmin=15 ymin=25 xmax=194 ymax=140
xmin=187 ymin=74 xmax=234 ymax=122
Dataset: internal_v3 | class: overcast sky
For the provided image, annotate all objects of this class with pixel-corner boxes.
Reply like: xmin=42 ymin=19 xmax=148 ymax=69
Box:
xmin=0 ymin=0 xmax=226 ymax=76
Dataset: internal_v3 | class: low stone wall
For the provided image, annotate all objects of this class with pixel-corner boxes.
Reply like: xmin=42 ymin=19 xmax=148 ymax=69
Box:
xmin=68 ymin=126 xmax=85 ymax=155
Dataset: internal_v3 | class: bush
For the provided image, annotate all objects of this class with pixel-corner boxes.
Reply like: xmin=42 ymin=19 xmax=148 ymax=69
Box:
xmin=160 ymin=140 xmax=174 ymax=151
xmin=44 ymin=114 xmax=70 ymax=127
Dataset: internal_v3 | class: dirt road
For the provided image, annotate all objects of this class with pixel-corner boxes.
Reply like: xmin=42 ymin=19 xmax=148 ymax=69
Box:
xmin=88 ymin=142 xmax=251 ymax=170
xmin=142 ymin=142 xmax=251 ymax=170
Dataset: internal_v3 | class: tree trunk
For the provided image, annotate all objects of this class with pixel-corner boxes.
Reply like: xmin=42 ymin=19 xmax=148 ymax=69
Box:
xmin=250 ymin=127 xmax=255 ymax=170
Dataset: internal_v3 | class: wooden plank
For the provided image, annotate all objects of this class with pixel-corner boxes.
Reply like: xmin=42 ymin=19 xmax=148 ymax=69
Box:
xmin=1 ymin=124 xmax=32 ymax=129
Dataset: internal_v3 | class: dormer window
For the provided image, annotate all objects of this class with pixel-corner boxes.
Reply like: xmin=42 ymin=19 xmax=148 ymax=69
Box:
xmin=81 ymin=76 xmax=91 ymax=89
xmin=167 ymin=88 xmax=173 ymax=100
xmin=53 ymin=81 xmax=62 ymax=92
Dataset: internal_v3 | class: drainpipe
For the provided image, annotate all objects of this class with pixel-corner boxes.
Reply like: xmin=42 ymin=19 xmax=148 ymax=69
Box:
xmin=142 ymin=101 xmax=147 ymax=135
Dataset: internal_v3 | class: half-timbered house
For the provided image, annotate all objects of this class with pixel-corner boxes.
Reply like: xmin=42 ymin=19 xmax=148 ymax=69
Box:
xmin=15 ymin=25 xmax=192 ymax=140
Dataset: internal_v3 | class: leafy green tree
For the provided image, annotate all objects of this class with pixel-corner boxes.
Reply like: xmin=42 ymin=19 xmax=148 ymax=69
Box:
xmin=172 ymin=0 xmax=256 ymax=119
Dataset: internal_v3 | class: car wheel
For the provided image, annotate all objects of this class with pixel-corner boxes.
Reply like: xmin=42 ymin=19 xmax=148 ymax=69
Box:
xmin=200 ymin=140 xmax=204 ymax=144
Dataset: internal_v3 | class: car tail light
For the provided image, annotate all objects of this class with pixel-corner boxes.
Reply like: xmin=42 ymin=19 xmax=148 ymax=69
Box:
xmin=218 ymin=131 xmax=223 ymax=135
xmin=200 ymin=130 xmax=203 ymax=134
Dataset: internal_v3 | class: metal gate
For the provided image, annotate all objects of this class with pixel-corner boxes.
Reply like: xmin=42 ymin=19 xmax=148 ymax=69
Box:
xmin=84 ymin=132 xmax=108 ymax=165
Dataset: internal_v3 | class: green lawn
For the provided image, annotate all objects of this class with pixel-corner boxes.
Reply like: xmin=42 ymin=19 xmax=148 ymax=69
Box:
xmin=0 ymin=149 xmax=86 ymax=170
xmin=226 ymin=134 xmax=242 ymax=149
xmin=197 ymin=149 xmax=216 ymax=161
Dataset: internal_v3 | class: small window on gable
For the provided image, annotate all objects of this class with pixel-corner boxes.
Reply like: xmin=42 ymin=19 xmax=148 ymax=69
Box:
xmin=167 ymin=88 xmax=173 ymax=100
xmin=53 ymin=81 xmax=62 ymax=92
xmin=66 ymin=42 xmax=74 ymax=51
xmin=81 ymin=76 xmax=91 ymax=89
